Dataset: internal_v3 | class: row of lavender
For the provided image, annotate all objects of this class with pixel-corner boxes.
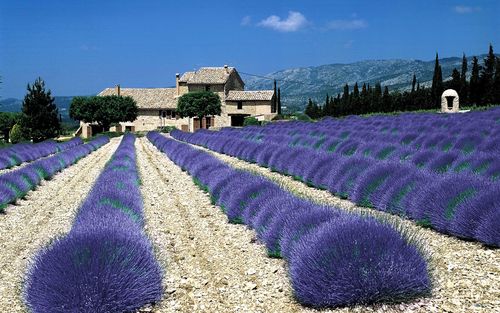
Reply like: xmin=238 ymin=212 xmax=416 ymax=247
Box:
xmin=148 ymin=132 xmax=431 ymax=307
xmin=0 ymin=137 xmax=84 ymax=170
xmin=171 ymin=129 xmax=499 ymax=247
xmin=239 ymin=107 xmax=500 ymax=153
xmin=0 ymin=136 xmax=109 ymax=213
xmin=186 ymin=127 xmax=500 ymax=182
xmin=25 ymin=134 xmax=163 ymax=313
xmin=216 ymin=111 xmax=500 ymax=181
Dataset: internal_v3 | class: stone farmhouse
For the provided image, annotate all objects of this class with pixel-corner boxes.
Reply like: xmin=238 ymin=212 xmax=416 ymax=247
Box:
xmin=76 ymin=66 xmax=277 ymax=138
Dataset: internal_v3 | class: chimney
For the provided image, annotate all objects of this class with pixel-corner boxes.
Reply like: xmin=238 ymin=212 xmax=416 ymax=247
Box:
xmin=224 ymin=64 xmax=229 ymax=74
xmin=175 ymin=73 xmax=180 ymax=96
xmin=115 ymin=84 xmax=121 ymax=96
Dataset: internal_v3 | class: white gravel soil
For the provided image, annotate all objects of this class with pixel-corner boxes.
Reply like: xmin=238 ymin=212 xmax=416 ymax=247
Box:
xmin=1 ymin=135 xmax=497 ymax=313
xmin=136 ymin=138 xmax=304 ymax=313
xmin=0 ymin=138 xmax=120 ymax=312
xmin=178 ymin=139 xmax=500 ymax=313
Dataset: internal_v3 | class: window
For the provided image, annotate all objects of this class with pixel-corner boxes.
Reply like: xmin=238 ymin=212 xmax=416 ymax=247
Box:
xmin=237 ymin=101 xmax=243 ymax=110
xmin=205 ymin=85 xmax=210 ymax=91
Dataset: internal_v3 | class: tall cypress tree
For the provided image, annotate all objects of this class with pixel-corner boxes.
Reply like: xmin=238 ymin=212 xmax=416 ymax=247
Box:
xmin=277 ymin=88 xmax=282 ymax=115
xmin=352 ymin=82 xmax=360 ymax=114
xmin=470 ymin=56 xmax=481 ymax=105
xmin=493 ymin=57 xmax=500 ymax=104
xmin=450 ymin=68 xmax=461 ymax=92
xmin=341 ymin=83 xmax=350 ymax=115
xmin=382 ymin=86 xmax=391 ymax=111
xmin=460 ymin=53 xmax=468 ymax=103
xmin=305 ymin=98 xmax=314 ymax=118
xmin=431 ymin=53 xmax=443 ymax=107
xmin=374 ymin=82 xmax=382 ymax=112
xmin=19 ymin=77 xmax=60 ymax=142
xmin=411 ymin=74 xmax=417 ymax=93
xmin=479 ymin=44 xmax=496 ymax=105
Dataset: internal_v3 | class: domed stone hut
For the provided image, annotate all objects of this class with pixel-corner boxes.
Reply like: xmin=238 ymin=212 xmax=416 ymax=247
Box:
xmin=441 ymin=89 xmax=460 ymax=113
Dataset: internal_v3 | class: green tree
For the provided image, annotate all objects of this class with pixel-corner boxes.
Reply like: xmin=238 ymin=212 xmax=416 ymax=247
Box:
xmin=9 ymin=124 xmax=26 ymax=144
xmin=177 ymin=91 xmax=221 ymax=129
xmin=493 ymin=57 xmax=500 ymax=104
xmin=304 ymin=98 xmax=321 ymax=119
xmin=19 ymin=77 xmax=60 ymax=142
xmin=70 ymin=95 xmax=138 ymax=131
xmin=460 ymin=53 xmax=468 ymax=103
xmin=479 ymin=44 xmax=496 ymax=105
xmin=431 ymin=53 xmax=443 ymax=107
xmin=373 ymin=82 xmax=382 ymax=112
xmin=449 ymin=68 xmax=461 ymax=92
xmin=277 ymin=88 xmax=282 ymax=115
xmin=243 ymin=116 xmax=260 ymax=126
xmin=351 ymin=82 xmax=360 ymax=114
xmin=411 ymin=74 xmax=417 ymax=93
xmin=470 ymin=56 xmax=481 ymax=105
xmin=341 ymin=84 xmax=350 ymax=115
xmin=0 ymin=112 xmax=20 ymax=142
xmin=382 ymin=86 xmax=391 ymax=111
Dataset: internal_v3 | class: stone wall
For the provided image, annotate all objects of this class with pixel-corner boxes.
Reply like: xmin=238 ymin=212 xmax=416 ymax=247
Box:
xmin=225 ymin=72 xmax=244 ymax=94
xmin=226 ymin=100 xmax=274 ymax=115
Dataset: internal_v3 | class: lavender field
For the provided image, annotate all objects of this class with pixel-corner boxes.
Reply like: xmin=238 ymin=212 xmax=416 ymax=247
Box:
xmin=0 ymin=109 xmax=498 ymax=313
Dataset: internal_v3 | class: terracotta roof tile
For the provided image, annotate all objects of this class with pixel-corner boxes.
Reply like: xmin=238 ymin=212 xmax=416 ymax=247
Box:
xmin=179 ymin=71 xmax=195 ymax=83
xmin=226 ymin=90 xmax=275 ymax=101
xmin=187 ymin=67 xmax=235 ymax=84
xmin=98 ymin=88 xmax=178 ymax=109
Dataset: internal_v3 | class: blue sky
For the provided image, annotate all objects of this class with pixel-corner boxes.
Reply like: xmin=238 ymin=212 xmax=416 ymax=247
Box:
xmin=0 ymin=0 xmax=498 ymax=98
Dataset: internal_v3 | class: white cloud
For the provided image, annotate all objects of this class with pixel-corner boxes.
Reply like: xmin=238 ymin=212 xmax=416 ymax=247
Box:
xmin=257 ymin=11 xmax=308 ymax=32
xmin=453 ymin=5 xmax=481 ymax=14
xmin=241 ymin=16 xmax=251 ymax=26
xmin=327 ymin=19 xmax=367 ymax=30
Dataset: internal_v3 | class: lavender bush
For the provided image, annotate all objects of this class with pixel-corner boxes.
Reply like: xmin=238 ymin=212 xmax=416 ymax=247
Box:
xmin=24 ymin=134 xmax=162 ymax=313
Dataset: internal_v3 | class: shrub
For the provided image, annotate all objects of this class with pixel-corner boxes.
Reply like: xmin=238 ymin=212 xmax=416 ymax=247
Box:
xmin=25 ymin=134 xmax=163 ymax=312
xmin=9 ymin=124 xmax=27 ymax=144
xmin=289 ymin=217 xmax=431 ymax=307
xmin=25 ymin=229 xmax=162 ymax=313
xmin=158 ymin=126 xmax=177 ymax=133
xmin=243 ymin=117 xmax=260 ymax=126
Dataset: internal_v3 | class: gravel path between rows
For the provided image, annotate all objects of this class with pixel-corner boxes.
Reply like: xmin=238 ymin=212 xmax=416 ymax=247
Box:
xmin=182 ymin=139 xmax=500 ymax=313
xmin=136 ymin=137 xmax=307 ymax=313
xmin=0 ymin=138 xmax=120 ymax=312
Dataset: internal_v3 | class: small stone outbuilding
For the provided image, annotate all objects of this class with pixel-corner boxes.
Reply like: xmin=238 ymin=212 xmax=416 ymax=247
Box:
xmin=441 ymin=89 xmax=460 ymax=113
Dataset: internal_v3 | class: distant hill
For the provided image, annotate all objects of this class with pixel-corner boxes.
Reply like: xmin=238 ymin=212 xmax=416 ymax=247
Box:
xmin=243 ymin=54 xmax=492 ymax=112
xmin=0 ymin=96 xmax=76 ymax=123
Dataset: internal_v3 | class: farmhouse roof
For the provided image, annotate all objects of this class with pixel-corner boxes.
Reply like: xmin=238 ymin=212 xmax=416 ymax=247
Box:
xmin=98 ymin=88 xmax=178 ymax=109
xmin=226 ymin=90 xmax=275 ymax=101
xmin=186 ymin=67 xmax=236 ymax=84
xmin=179 ymin=71 xmax=195 ymax=83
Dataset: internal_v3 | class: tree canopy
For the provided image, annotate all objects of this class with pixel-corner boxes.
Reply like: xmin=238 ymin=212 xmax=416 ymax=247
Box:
xmin=0 ymin=112 xmax=20 ymax=143
xmin=70 ymin=95 xmax=138 ymax=131
xmin=19 ymin=77 xmax=61 ymax=142
xmin=177 ymin=91 xmax=221 ymax=129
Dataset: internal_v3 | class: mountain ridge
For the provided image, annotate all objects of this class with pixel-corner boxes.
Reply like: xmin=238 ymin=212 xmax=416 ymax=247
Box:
xmin=243 ymin=54 xmax=492 ymax=111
